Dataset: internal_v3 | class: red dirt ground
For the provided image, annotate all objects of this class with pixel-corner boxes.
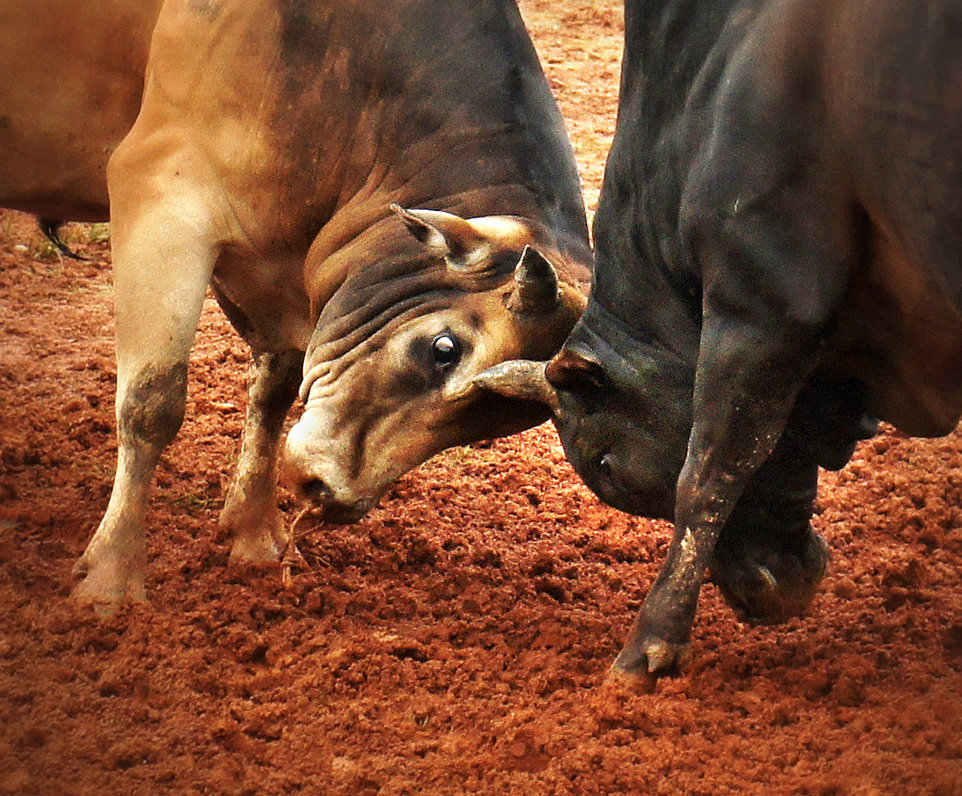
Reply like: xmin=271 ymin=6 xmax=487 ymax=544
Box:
xmin=2 ymin=3 xmax=961 ymax=793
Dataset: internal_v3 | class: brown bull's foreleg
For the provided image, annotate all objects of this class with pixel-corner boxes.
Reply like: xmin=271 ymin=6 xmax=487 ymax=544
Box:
xmin=73 ymin=364 xmax=189 ymax=611
xmin=71 ymin=146 xmax=220 ymax=611
xmin=220 ymin=349 xmax=303 ymax=563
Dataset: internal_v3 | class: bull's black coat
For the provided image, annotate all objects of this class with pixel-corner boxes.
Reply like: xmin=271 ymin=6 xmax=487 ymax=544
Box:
xmin=545 ymin=0 xmax=962 ymax=677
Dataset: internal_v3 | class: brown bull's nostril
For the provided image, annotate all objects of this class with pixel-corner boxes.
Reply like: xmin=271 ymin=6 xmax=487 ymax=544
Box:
xmin=300 ymin=478 xmax=334 ymax=504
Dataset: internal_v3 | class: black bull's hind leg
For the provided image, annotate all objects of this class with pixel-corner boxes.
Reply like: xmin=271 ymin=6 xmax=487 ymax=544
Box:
xmin=709 ymin=377 xmax=872 ymax=624
xmin=709 ymin=428 xmax=828 ymax=625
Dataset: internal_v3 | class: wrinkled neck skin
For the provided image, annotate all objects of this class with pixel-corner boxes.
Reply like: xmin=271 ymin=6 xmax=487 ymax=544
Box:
xmin=591 ymin=0 xmax=747 ymax=344
xmin=582 ymin=1 xmax=749 ymax=358
xmin=304 ymin=183 xmax=589 ymax=329
xmin=583 ymin=0 xmax=761 ymax=377
xmin=301 ymin=205 xmax=588 ymax=403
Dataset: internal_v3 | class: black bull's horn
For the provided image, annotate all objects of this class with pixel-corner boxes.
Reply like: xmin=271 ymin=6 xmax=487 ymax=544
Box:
xmin=470 ymin=359 xmax=560 ymax=412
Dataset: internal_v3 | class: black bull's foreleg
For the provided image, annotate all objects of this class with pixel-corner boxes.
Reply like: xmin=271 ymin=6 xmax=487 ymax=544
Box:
xmin=710 ymin=376 xmax=874 ymax=623
xmin=606 ymin=85 xmax=860 ymax=676
xmin=612 ymin=451 xmax=830 ymax=679
xmin=612 ymin=398 xmax=810 ymax=678
xmin=611 ymin=362 xmax=871 ymax=678
xmin=612 ymin=440 xmax=828 ymax=678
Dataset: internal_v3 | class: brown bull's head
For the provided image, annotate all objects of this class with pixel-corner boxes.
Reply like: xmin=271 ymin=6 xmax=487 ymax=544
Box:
xmin=283 ymin=204 xmax=588 ymax=522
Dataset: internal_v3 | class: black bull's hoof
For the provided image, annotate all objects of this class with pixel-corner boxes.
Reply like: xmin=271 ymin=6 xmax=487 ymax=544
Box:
xmin=709 ymin=527 xmax=830 ymax=625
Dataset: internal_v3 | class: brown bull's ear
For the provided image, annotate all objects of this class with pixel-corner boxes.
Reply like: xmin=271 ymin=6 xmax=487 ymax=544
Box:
xmin=391 ymin=204 xmax=489 ymax=268
xmin=506 ymin=246 xmax=560 ymax=316
xmin=545 ymin=349 xmax=606 ymax=393
xmin=469 ymin=359 xmax=560 ymax=411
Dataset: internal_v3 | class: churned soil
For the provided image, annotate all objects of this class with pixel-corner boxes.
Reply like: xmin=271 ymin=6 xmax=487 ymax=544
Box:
xmin=2 ymin=2 xmax=961 ymax=793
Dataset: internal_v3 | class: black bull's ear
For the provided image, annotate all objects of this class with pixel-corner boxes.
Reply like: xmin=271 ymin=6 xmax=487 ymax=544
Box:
xmin=544 ymin=349 xmax=606 ymax=392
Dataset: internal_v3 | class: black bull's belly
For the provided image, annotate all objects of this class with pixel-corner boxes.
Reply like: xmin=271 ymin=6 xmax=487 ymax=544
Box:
xmin=0 ymin=0 xmax=592 ymax=610
xmin=480 ymin=0 xmax=962 ymax=681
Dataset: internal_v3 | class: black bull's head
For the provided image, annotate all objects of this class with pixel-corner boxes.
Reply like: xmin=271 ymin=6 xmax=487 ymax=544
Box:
xmin=476 ymin=308 xmax=874 ymax=649
xmin=474 ymin=305 xmax=694 ymax=523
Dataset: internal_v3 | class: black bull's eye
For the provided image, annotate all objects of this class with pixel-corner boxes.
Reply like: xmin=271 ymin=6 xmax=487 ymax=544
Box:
xmin=432 ymin=333 xmax=460 ymax=368
xmin=597 ymin=453 xmax=613 ymax=478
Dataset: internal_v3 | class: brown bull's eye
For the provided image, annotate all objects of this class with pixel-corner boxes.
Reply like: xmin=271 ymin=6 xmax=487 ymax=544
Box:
xmin=432 ymin=333 xmax=460 ymax=368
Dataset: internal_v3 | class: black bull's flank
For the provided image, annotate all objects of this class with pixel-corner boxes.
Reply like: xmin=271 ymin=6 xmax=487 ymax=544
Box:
xmin=0 ymin=0 xmax=592 ymax=611
xmin=476 ymin=0 xmax=962 ymax=680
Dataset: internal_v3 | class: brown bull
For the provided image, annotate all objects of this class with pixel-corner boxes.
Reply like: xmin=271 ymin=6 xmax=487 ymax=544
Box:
xmin=0 ymin=0 xmax=591 ymax=610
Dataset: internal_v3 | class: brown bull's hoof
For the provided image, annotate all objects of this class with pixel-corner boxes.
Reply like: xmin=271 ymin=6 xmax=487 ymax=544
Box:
xmin=710 ymin=529 xmax=829 ymax=625
xmin=221 ymin=502 xmax=289 ymax=565
xmin=71 ymin=554 xmax=147 ymax=617
xmin=226 ymin=531 xmax=285 ymax=565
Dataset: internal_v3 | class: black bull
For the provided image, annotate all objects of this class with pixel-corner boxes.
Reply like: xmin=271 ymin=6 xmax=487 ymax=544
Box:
xmin=476 ymin=0 xmax=962 ymax=680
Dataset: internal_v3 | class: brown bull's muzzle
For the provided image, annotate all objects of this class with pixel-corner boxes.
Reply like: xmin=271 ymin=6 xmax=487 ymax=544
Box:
xmin=470 ymin=359 xmax=561 ymax=412
xmin=282 ymin=416 xmax=377 ymax=524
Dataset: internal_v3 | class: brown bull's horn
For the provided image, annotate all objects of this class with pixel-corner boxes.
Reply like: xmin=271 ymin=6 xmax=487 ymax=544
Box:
xmin=470 ymin=359 xmax=560 ymax=411
xmin=507 ymin=245 xmax=560 ymax=316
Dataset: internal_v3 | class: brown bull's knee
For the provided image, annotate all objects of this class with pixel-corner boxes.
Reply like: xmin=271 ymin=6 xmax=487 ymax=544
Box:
xmin=118 ymin=363 xmax=189 ymax=448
